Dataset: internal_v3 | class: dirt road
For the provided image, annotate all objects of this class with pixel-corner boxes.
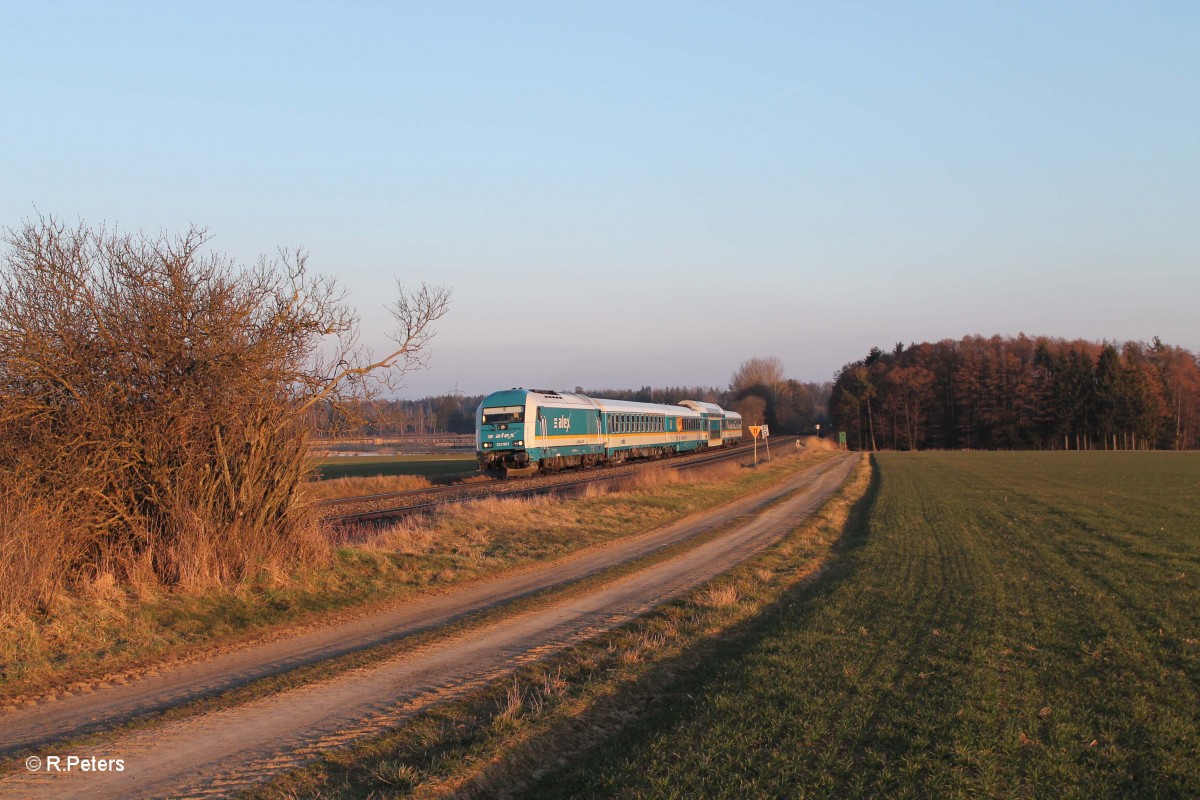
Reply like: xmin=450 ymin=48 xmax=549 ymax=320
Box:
xmin=0 ymin=453 xmax=855 ymax=799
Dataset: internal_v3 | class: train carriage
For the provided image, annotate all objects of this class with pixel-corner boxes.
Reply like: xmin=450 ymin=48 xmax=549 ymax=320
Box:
xmin=676 ymin=400 xmax=743 ymax=447
xmin=722 ymin=410 xmax=744 ymax=445
xmin=591 ymin=397 xmax=706 ymax=463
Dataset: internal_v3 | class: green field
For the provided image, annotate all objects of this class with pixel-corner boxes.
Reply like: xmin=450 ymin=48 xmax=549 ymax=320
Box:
xmin=530 ymin=453 xmax=1200 ymax=799
xmin=310 ymin=453 xmax=478 ymax=481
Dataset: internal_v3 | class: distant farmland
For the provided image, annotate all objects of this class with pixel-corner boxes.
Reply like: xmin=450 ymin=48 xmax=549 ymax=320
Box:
xmin=310 ymin=453 xmax=478 ymax=481
xmin=531 ymin=452 xmax=1200 ymax=799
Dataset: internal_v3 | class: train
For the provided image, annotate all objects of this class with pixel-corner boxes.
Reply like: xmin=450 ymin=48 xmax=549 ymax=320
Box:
xmin=476 ymin=388 xmax=743 ymax=476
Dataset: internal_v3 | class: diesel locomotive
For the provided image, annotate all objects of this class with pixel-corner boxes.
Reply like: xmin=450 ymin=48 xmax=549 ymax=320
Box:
xmin=476 ymin=388 xmax=743 ymax=476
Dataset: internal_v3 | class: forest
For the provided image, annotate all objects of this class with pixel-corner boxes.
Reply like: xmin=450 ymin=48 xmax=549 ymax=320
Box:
xmin=830 ymin=335 xmax=1200 ymax=451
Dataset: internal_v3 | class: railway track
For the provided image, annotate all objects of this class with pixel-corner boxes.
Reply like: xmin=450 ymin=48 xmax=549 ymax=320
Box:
xmin=322 ymin=436 xmax=797 ymax=524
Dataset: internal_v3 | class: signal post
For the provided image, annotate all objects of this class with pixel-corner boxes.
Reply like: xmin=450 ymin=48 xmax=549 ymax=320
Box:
xmin=748 ymin=424 xmax=769 ymax=464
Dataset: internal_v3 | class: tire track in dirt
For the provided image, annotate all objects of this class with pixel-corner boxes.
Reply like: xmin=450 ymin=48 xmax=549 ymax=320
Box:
xmin=0 ymin=455 xmax=854 ymax=799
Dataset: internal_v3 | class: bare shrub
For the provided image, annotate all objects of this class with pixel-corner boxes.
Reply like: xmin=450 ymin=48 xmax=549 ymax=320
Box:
xmin=0 ymin=216 xmax=448 ymax=611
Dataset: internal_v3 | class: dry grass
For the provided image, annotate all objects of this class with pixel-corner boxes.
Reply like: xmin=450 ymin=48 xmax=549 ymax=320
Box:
xmin=362 ymin=457 xmax=756 ymax=565
xmin=495 ymin=676 xmax=528 ymax=726
xmin=304 ymin=473 xmax=434 ymax=502
xmin=694 ymin=584 xmax=740 ymax=608
xmin=0 ymin=492 xmax=76 ymax=614
xmin=583 ymin=459 xmax=743 ymax=498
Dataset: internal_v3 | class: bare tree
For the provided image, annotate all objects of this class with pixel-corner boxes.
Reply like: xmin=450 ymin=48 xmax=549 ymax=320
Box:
xmin=729 ymin=356 xmax=786 ymax=429
xmin=732 ymin=395 xmax=767 ymax=427
xmin=730 ymin=356 xmax=786 ymax=395
xmin=0 ymin=216 xmax=448 ymax=604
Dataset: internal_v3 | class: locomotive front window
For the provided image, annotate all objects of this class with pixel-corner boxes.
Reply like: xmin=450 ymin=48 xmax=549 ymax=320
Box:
xmin=482 ymin=406 xmax=525 ymax=424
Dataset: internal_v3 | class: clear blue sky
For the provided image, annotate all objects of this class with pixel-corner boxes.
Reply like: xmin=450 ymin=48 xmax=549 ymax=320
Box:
xmin=3 ymin=1 xmax=1197 ymax=396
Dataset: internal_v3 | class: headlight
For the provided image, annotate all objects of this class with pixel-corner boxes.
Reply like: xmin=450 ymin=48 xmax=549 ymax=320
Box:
xmin=514 ymin=439 xmax=524 ymax=446
xmin=482 ymin=442 xmax=492 ymax=449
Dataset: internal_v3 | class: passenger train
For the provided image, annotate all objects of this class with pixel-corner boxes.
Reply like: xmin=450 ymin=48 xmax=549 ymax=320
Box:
xmin=476 ymin=388 xmax=743 ymax=476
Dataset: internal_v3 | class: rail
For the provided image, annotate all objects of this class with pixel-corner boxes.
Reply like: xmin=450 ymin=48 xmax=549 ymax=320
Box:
xmin=323 ymin=436 xmax=797 ymax=524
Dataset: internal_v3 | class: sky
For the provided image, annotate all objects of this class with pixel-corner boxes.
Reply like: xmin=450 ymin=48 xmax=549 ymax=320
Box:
xmin=2 ymin=1 xmax=1197 ymax=397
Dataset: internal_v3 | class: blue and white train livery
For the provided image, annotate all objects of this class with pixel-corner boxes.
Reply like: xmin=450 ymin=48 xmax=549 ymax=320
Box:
xmin=476 ymin=388 xmax=743 ymax=476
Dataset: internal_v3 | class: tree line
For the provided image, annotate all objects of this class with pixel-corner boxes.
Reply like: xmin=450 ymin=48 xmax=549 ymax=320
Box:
xmin=831 ymin=335 xmax=1200 ymax=451
xmin=310 ymin=370 xmax=834 ymax=439
xmin=308 ymin=394 xmax=485 ymax=437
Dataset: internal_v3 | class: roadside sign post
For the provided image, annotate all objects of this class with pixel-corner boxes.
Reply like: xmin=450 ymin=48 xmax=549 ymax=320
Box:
xmin=748 ymin=425 xmax=762 ymax=464
xmin=762 ymin=424 xmax=770 ymax=461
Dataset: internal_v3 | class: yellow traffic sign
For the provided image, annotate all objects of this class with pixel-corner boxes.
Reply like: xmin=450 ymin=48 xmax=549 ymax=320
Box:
xmin=748 ymin=425 xmax=762 ymax=438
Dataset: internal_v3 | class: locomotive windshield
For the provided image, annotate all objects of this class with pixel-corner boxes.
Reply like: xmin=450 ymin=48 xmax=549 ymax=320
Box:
xmin=482 ymin=406 xmax=525 ymax=424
